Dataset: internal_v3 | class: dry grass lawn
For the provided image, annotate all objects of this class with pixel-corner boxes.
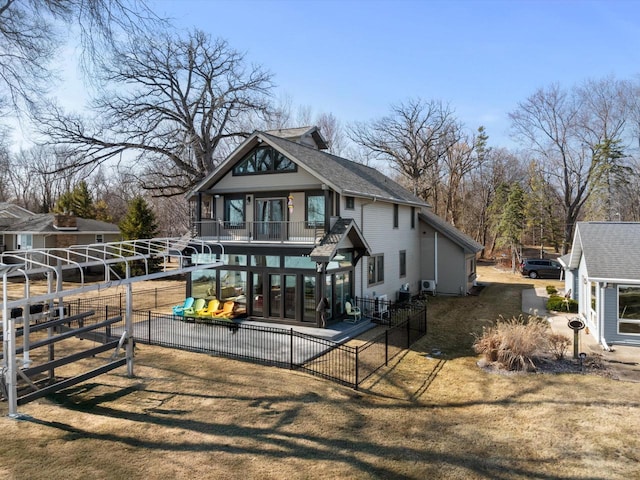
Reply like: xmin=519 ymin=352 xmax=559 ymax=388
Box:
xmin=1 ymin=263 xmax=640 ymax=479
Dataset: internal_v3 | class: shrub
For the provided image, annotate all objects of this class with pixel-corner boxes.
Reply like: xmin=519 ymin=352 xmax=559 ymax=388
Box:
xmin=547 ymin=295 xmax=578 ymax=313
xmin=473 ymin=315 xmax=550 ymax=371
xmin=546 ymin=285 xmax=558 ymax=295
xmin=547 ymin=333 xmax=571 ymax=360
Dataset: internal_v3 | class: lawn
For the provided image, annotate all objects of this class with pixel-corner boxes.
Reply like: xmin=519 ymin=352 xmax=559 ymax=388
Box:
xmin=1 ymin=264 xmax=639 ymax=479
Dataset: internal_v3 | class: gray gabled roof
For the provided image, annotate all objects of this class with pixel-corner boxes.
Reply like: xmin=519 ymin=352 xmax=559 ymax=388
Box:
xmin=310 ymin=218 xmax=372 ymax=263
xmin=264 ymin=126 xmax=328 ymax=150
xmin=1 ymin=214 xmax=120 ymax=235
xmin=188 ymin=130 xmax=429 ymax=209
xmin=568 ymin=222 xmax=640 ymax=281
xmin=262 ymin=133 xmax=428 ymax=207
xmin=0 ymin=203 xmax=34 ymax=218
xmin=418 ymin=210 xmax=483 ymax=254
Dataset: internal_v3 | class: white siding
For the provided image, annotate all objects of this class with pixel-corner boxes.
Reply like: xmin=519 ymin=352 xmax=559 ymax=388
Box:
xmin=215 ymin=168 xmax=321 ymax=192
xmin=351 ymin=200 xmax=420 ymax=301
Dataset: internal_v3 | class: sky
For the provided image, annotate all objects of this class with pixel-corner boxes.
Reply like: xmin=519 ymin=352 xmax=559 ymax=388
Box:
xmin=52 ymin=0 xmax=640 ymax=150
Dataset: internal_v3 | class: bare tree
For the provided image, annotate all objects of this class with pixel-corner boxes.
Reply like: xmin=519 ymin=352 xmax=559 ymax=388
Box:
xmin=38 ymin=29 xmax=274 ymax=196
xmin=0 ymin=0 xmax=158 ymax=113
xmin=348 ymin=98 xmax=457 ymax=205
xmin=6 ymin=145 xmax=90 ymax=212
xmin=509 ymin=80 xmax=634 ymax=252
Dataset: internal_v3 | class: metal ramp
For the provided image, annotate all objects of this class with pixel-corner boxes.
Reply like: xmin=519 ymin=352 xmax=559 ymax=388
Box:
xmin=1 ymin=237 xmax=224 ymax=418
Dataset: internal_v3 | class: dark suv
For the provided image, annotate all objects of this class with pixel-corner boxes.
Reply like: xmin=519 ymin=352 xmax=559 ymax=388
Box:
xmin=519 ymin=258 xmax=562 ymax=279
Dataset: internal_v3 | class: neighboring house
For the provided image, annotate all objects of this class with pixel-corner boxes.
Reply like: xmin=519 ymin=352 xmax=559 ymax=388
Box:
xmin=561 ymin=222 xmax=640 ymax=348
xmin=186 ymin=126 xmax=482 ymax=326
xmin=0 ymin=202 xmax=36 ymax=252
xmin=0 ymin=211 xmax=121 ymax=252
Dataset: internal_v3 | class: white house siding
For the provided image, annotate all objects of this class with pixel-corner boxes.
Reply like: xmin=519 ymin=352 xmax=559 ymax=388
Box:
xmin=215 ymin=168 xmax=321 ymax=192
xmin=349 ymin=199 xmax=420 ymax=302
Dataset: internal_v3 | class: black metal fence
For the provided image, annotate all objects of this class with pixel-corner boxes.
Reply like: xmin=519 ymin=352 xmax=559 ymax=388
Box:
xmin=59 ymin=295 xmax=427 ymax=390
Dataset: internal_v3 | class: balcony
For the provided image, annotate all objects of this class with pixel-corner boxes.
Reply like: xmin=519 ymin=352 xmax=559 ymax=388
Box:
xmin=192 ymin=220 xmax=325 ymax=244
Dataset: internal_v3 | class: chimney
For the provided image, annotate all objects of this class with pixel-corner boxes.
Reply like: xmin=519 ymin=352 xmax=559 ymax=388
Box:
xmin=53 ymin=214 xmax=78 ymax=230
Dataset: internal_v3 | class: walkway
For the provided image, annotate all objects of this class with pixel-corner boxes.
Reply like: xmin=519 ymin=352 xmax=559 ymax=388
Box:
xmin=522 ymin=287 xmax=640 ymax=382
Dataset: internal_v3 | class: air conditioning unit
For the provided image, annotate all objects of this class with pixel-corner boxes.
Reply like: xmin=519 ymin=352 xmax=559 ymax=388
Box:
xmin=421 ymin=279 xmax=436 ymax=295
xmin=376 ymin=294 xmax=388 ymax=314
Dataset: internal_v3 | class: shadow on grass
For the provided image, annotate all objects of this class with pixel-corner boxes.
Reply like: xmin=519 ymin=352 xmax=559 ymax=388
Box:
xmin=28 ymin=374 xmax=627 ymax=480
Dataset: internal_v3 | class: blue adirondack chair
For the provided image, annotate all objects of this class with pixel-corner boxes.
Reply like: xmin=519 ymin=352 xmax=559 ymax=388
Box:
xmin=173 ymin=297 xmax=195 ymax=317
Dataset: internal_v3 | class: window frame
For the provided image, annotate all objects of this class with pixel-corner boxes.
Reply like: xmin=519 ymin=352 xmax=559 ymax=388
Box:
xmin=393 ymin=204 xmax=399 ymax=228
xmin=368 ymin=253 xmax=384 ymax=286
xmin=232 ymin=146 xmax=297 ymax=176
xmin=618 ymin=285 xmax=640 ymax=335
xmin=224 ymin=195 xmax=246 ymax=228
xmin=399 ymin=250 xmax=406 ymax=278
xmin=305 ymin=191 xmax=325 ymax=228
xmin=17 ymin=233 xmax=33 ymax=250
xmin=345 ymin=196 xmax=355 ymax=210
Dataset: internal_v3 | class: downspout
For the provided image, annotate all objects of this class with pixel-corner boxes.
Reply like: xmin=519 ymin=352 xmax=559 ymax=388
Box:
xmin=434 ymin=231 xmax=438 ymax=290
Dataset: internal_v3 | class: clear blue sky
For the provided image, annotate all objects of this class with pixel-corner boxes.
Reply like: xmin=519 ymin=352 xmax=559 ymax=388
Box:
xmin=66 ymin=0 xmax=640 ymax=149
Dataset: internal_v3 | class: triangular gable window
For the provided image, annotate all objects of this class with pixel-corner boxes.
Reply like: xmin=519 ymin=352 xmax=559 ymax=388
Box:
xmin=233 ymin=146 xmax=296 ymax=175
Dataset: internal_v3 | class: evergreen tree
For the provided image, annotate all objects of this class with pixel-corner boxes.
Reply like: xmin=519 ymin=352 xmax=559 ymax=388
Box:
xmin=497 ymin=183 xmax=526 ymax=272
xmin=54 ymin=181 xmax=95 ymax=218
xmin=120 ymin=196 xmax=159 ymax=240
xmin=119 ymin=196 xmax=160 ymax=275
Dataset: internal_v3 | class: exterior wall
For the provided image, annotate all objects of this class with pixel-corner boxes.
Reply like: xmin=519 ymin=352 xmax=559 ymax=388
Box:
xmin=418 ymin=221 xmax=470 ymax=296
xmin=575 ymin=253 xmax=640 ymax=347
xmin=215 ymin=168 xmax=321 ymax=192
xmin=348 ymin=199 xmax=421 ymax=302
xmin=602 ymin=285 xmax=622 ymax=344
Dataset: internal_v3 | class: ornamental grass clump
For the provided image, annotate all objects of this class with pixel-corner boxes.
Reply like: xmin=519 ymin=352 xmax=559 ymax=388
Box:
xmin=473 ymin=315 xmax=551 ymax=371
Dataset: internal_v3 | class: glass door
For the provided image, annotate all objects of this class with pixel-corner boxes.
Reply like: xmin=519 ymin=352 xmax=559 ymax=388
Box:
xmin=252 ymin=273 xmax=264 ymax=317
xmin=284 ymin=275 xmax=297 ymax=319
xmin=303 ymin=275 xmax=316 ymax=322
xmin=269 ymin=274 xmax=281 ymax=317
xmin=255 ymin=198 xmax=285 ymax=240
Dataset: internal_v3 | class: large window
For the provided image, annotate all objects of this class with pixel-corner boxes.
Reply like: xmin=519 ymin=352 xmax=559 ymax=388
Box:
xmin=233 ymin=146 xmax=296 ymax=175
xmin=306 ymin=193 xmax=325 ymax=227
xmin=368 ymin=254 xmax=384 ymax=286
xmin=225 ymin=197 xmax=245 ymax=227
xmin=619 ymin=286 xmax=640 ymax=334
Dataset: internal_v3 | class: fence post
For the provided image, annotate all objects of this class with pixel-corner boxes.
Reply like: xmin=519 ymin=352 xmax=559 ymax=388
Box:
xmin=354 ymin=345 xmax=359 ymax=390
xmin=290 ymin=328 xmax=294 ymax=369
xmin=155 ymin=288 xmax=158 ymax=309
xmin=148 ymin=310 xmax=152 ymax=343
xmin=407 ymin=315 xmax=411 ymax=348
xmin=105 ymin=305 xmax=111 ymax=338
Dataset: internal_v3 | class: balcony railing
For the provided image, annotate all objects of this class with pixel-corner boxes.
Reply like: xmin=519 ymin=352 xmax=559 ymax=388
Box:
xmin=192 ymin=220 xmax=325 ymax=244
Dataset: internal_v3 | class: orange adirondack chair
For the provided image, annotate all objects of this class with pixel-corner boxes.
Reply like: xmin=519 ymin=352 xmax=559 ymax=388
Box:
xmin=213 ymin=301 xmax=236 ymax=319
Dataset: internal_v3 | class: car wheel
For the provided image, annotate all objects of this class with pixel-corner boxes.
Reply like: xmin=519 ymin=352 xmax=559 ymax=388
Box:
xmin=529 ymin=271 xmax=538 ymax=279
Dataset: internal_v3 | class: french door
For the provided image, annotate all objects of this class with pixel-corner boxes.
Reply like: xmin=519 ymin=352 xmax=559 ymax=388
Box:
xmin=255 ymin=198 xmax=285 ymax=240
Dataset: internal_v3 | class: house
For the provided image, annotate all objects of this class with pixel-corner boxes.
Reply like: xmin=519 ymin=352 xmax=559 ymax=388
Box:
xmin=186 ymin=126 xmax=483 ymax=326
xmin=561 ymin=222 xmax=640 ymax=348
xmin=0 ymin=209 xmax=121 ymax=252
